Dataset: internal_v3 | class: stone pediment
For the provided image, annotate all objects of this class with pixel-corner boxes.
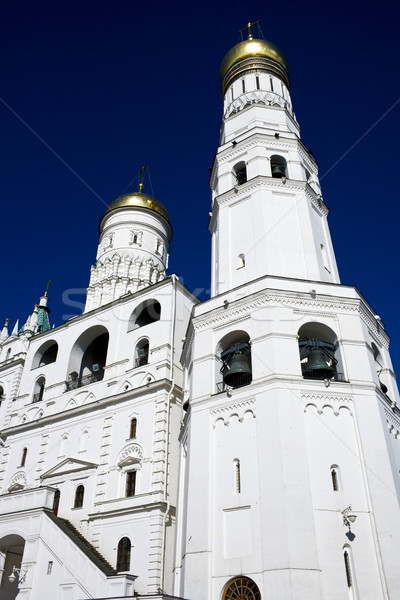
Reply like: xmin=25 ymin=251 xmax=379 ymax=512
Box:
xmin=41 ymin=458 xmax=98 ymax=479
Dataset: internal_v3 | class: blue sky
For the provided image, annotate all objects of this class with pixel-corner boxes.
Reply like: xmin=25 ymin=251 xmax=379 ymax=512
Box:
xmin=1 ymin=1 xmax=400 ymax=372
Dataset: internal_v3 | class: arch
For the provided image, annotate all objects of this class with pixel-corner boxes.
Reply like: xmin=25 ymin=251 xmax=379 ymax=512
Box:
xmin=0 ymin=385 xmax=4 ymax=404
xmin=67 ymin=325 xmax=109 ymax=389
xmin=116 ymin=537 xmax=131 ymax=572
xmin=135 ymin=338 xmax=149 ymax=368
xmin=233 ymin=161 xmax=247 ymax=186
xmin=74 ymin=485 xmax=85 ymax=508
xmin=33 ymin=376 xmax=46 ymax=402
xmin=0 ymin=533 xmax=26 ymax=593
xmin=298 ymin=322 xmax=342 ymax=381
xmin=128 ymin=299 xmax=161 ymax=331
xmin=31 ymin=340 xmax=58 ymax=369
xmin=343 ymin=545 xmax=355 ymax=590
xmin=222 ymin=576 xmax=261 ymax=600
xmin=217 ymin=330 xmax=252 ymax=390
xmin=270 ymin=154 xmax=287 ymax=178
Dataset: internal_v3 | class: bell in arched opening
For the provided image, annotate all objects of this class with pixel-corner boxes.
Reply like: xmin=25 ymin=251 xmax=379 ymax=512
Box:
xmin=221 ymin=341 xmax=252 ymax=388
xmin=300 ymin=339 xmax=337 ymax=380
xmin=270 ymin=155 xmax=287 ymax=178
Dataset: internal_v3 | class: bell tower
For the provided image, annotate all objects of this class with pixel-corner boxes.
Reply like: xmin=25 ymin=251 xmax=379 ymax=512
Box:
xmin=175 ymin=26 xmax=400 ymax=600
xmin=209 ymin=24 xmax=339 ymax=296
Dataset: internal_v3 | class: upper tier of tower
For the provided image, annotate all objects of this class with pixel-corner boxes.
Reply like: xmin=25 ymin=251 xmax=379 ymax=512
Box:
xmin=209 ymin=31 xmax=339 ymax=296
xmin=85 ymin=190 xmax=171 ymax=312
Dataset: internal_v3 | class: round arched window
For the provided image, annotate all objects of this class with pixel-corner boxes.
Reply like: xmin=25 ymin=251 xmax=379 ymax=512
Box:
xmin=222 ymin=577 xmax=261 ymax=600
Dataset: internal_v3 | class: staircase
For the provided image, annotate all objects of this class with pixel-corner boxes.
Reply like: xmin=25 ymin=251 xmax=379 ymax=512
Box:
xmin=45 ymin=509 xmax=117 ymax=576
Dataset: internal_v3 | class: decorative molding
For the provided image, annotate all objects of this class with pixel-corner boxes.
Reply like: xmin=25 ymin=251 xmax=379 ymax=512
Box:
xmin=210 ymin=397 xmax=255 ymax=417
xmin=117 ymin=443 xmax=144 ymax=467
xmin=302 ymin=392 xmax=353 ymax=416
xmin=8 ymin=471 xmax=27 ymax=492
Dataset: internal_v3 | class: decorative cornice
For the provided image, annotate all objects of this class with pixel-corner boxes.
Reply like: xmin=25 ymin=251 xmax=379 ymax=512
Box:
xmin=301 ymin=392 xmax=354 ymax=416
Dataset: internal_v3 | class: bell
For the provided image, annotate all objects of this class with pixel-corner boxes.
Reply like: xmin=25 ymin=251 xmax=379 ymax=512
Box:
xmin=223 ymin=352 xmax=252 ymax=386
xmin=271 ymin=164 xmax=286 ymax=178
xmin=304 ymin=348 xmax=335 ymax=376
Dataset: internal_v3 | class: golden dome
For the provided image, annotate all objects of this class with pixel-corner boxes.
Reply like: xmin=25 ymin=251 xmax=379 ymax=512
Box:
xmin=104 ymin=192 xmax=170 ymax=222
xmin=220 ymin=37 xmax=289 ymax=95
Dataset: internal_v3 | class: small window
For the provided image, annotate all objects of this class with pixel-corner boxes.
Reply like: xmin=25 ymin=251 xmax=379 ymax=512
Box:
xmin=331 ymin=467 xmax=339 ymax=491
xmin=0 ymin=386 xmax=4 ymax=402
xmin=344 ymin=550 xmax=353 ymax=588
xmin=135 ymin=339 xmax=149 ymax=368
xmin=20 ymin=447 xmax=27 ymax=467
xmin=129 ymin=300 xmax=161 ymax=330
xmin=74 ymin=485 xmax=84 ymax=508
xmin=33 ymin=377 xmax=46 ymax=402
xmin=126 ymin=471 xmax=136 ymax=497
xmin=242 ymin=79 xmax=246 ymax=93
xmin=130 ymin=230 xmax=142 ymax=246
xmin=234 ymin=459 xmax=241 ymax=494
xmin=155 ymin=239 xmax=164 ymax=257
xmin=222 ymin=577 xmax=261 ymax=600
xmin=320 ymin=244 xmax=331 ymax=272
xmin=117 ymin=537 xmax=131 ymax=572
xmin=255 ymin=76 xmax=260 ymax=90
xmin=53 ymin=490 xmax=60 ymax=516
xmin=233 ymin=161 xmax=247 ymax=186
xmin=237 ymin=254 xmax=245 ymax=269
xmin=47 ymin=561 xmax=53 ymax=575
xmin=130 ymin=418 xmax=137 ymax=439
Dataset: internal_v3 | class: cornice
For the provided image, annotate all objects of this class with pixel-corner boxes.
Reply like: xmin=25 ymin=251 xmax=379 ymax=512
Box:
xmin=301 ymin=391 xmax=354 ymax=416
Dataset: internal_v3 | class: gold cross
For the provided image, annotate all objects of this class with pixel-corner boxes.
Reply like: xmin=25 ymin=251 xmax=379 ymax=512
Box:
xmin=138 ymin=165 xmax=149 ymax=192
xmin=239 ymin=20 xmax=260 ymax=40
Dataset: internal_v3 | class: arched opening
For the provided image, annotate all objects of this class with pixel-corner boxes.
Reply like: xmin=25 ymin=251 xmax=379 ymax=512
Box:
xmin=270 ymin=154 xmax=287 ymax=178
xmin=74 ymin=485 xmax=84 ymax=509
xmin=52 ymin=490 xmax=60 ymax=516
xmin=128 ymin=300 xmax=161 ymax=331
xmin=233 ymin=161 xmax=247 ymax=186
xmin=330 ymin=464 xmax=341 ymax=491
xmin=0 ymin=534 xmax=26 ymax=598
xmin=0 ymin=386 xmax=4 ymax=404
xmin=32 ymin=340 xmax=58 ymax=369
xmin=126 ymin=471 xmax=136 ymax=497
xmin=67 ymin=325 xmax=109 ymax=390
xmin=222 ymin=576 xmax=261 ymax=600
xmin=116 ymin=537 xmax=131 ymax=572
xmin=217 ymin=331 xmax=252 ymax=392
xmin=135 ymin=338 xmax=149 ymax=368
xmin=33 ymin=377 xmax=46 ymax=402
xmin=20 ymin=448 xmax=27 ymax=467
xmin=130 ymin=418 xmax=137 ymax=439
xmin=298 ymin=322 xmax=342 ymax=381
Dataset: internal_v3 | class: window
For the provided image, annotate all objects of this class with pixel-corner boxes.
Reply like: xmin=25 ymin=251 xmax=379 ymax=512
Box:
xmin=320 ymin=244 xmax=331 ymax=272
xmin=222 ymin=577 xmax=261 ymax=600
xmin=20 ymin=448 xmax=27 ymax=467
xmin=270 ymin=77 xmax=274 ymax=92
xmin=234 ymin=459 xmax=241 ymax=494
xmin=130 ymin=418 xmax=137 ymax=439
xmin=0 ymin=386 xmax=4 ymax=402
xmin=74 ymin=485 xmax=84 ymax=508
xmin=135 ymin=339 xmax=149 ymax=367
xmin=331 ymin=466 xmax=339 ymax=491
xmin=117 ymin=537 xmax=131 ymax=572
xmin=344 ymin=549 xmax=353 ymax=589
xmin=53 ymin=490 xmax=60 ymax=516
xmin=126 ymin=471 xmax=136 ymax=497
xmin=130 ymin=230 xmax=142 ymax=246
xmin=33 ymin=377 xmax=46 ymax=402
xmin=270 ymin=154 xmax=287 ymax=178
xmin=32 ymin=341 xmax=58 ymax=369
xmin=155 ymin=239 xmax=164 ymax=257
xmin=255 ymin=76 xmax=260 ymax=90
xmin=237 ymin=253 xmax=245 ymax=269
xmin=242 ymin=79 xmax=245 ymax=93
xmin=233 ymin=161 xmax=247 ymax=186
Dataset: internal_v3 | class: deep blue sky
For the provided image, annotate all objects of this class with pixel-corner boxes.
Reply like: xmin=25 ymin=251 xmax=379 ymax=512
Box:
xmin=1 ymin=1 xmax=400 ymax=371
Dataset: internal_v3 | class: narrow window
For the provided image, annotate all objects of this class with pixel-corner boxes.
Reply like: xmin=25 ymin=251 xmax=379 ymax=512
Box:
xmin=234 ymin=459 xmax=241 ymax=493
xmin=117 ymin=537 xmax=131 ymax=571
xmin=242 ymin=79 xmax=246 ymax=93
xmin=53 ymin=490 xmax=60 ymax=516
xmin=331 ymin=468 xmax=339 ymax=491
xmin=130 ymin=418 xmax=137 ymax=439
xmin=256 ymin=76 xmax=260 ymax=90
xmin=126 ymin=471 xmax=136 ymax=497
xmin=133 ymin=234 xmax=138 ymax=244
xmin=321 ymin=243 xmax=331 ymax=272
xmin=237 ymin=253 xmax=245 ymax=269
xmin=33 ymin=377 xmax=46 ymax=402
xmin=0 ymin=386 xmax=3 ymax=406
xmin=233 ymin=162 xmax=247 ymax=186
xmin=20 ymin=447 xmax=27 ymax=467
xmin=74 ymin=485 xmax=84 ymax=508
xmin=135 ymin=339 xmax=149 ymax=367
xmin=344 ymin=550 xmax=353 ymax=588
xmin=231 ymin=88 xmax=234 ymax=102
xmin=7 ymin=348 xmax=12 ymax=359
xmin=270 ymin=77 xmax=274 ymax=92
xmin=47 ymin=561 xmax=53 ymax=575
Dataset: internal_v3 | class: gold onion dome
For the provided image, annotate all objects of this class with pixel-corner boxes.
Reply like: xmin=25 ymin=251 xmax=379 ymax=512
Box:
xmin=220 ymin=36 xmax=289 ymax=96
xmin=104 ymin=192 xmax=170 ymax=223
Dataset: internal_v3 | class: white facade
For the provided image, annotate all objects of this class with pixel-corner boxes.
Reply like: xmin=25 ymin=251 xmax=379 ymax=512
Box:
xmin=1 ymin=32 xmax=400 ymax=600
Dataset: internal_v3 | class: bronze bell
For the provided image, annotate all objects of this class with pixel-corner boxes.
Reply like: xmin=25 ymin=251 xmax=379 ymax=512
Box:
xmin=271 ymin=164 xmax=286 ymax=178
xmin=223 ymin=352 xmax=252 ymax=386
xmin=305 ymin=348 xmax=335 ymax=375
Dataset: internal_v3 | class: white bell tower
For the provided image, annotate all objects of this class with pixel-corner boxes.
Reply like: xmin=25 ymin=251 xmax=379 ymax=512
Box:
xmin=175 ymin=26 xmax=400 ymax=600
xmin=210 ymin=27 xmax=338 ymax=296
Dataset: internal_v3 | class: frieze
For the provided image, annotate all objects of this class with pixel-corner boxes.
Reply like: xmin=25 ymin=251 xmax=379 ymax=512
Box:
xmin=210 ymin=397 xmax=255 ymax=416
xmin=302 ymin=392 xmax=353 ymax=416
